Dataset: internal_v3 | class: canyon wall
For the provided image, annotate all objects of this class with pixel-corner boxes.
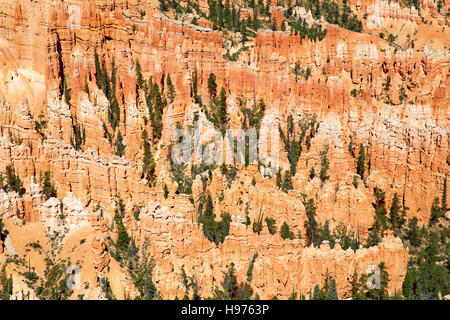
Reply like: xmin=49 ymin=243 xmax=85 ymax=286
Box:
xmin=0 ymin=0 xmax=447 ymax=299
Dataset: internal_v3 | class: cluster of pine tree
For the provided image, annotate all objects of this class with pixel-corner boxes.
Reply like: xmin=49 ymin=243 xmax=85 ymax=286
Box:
xmin=179 ymin=254 xmax=259 ymax=300
xmin=294 ymin=0 xmax=362 ymax=32
xmin=310 ymin=274 xmax=339 ymax=300
xmin=279 ymin=114 xmax=319 ymax=179
xmin=0 ymin=265 xmax=13 ymax=300
xmin=141 ymin=129 xmax=157 ymax=186
xmin=207 ymin=0 xmax=271 ymax=34
xmin=136 ymin=60 xmax=166 ymax=142
xmin=40 ymin=171 xmax=57 ymax=200
xmin=304 ymin=197 xmax=360 ymax=249
xmin=94 ymin=50 xmax=126 ymax=157
xmin=366 ymin=189 xmax=407 ymax=247
xmin=358 ymin=180 xmax=449 ymax=299
xmin=205 ymin=73 xmax=229 ymax=135
xmin=70 ymin=121 xmax=86 ymax=151
xmin=197 ymin=192 xmax=232 ymax=246
xmin=289 ymin=18 xmax=327 ymax=41
xmin=351 ymin=262 xmax=391 ymax=300
xmin=106 ymin=199 xmax=160 ymax=300
xmin=0 ymin=165 xmax=25 ymax=196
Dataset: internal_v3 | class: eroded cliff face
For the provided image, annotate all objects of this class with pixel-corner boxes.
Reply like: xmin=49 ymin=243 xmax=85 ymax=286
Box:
xmin=0 ymin=0 xmax=447 ymax=299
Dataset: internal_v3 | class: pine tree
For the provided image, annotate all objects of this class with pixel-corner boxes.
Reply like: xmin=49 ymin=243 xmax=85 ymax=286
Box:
xmin=405 ymin=217 xmax=422 ymax=247
xmin=429 ymin=197 xmax=442 ymax=225
xmin=135 ymin=60 xmax=144 ymax=89
xmin=402 ymin=267 xmax=415 ymax=299
xmin=115 ymin=131 xmax=126 ymax=157
xmin=5 ymin=165 xmax=25 ymax=196
xmin=280 ymin=221 xmax=294 ymax=240
xmin=224 ymin=0 xmax=232 ymax=29
xmin=208 ymin=73 xmax=217 ymax=98
xmin=442 ymin=177 xmax=447 ymax=213
xmin=265 ymin=217 xmax=277 ymax=235
xmin=241 ymin=21 xmax=247 ymax=43
xmin=389 ymin=193 xmax=405 ymax=234
xmin=41 ymin=171 xmax=57 ymax=200
xmin=167 ymin=74 xmax=176 ymax=103
xmin=218 ymin=87 xmax=228 ymax=126
xmin=319 ymin=145 xmax=330 ymax=183
xmin=366 ymin=188 xmax=388 ymax=247
xmin=326 ymin=279 xmax=338 ymax=300
xmin=142 ymin=129 xmax=156 ymax=184
xmin=356 ymin=144 xmax=365 ymax=178
xmin=312 ymin=284 xmax=325 ymax=300
xmin=294 ymin=61 xmax=301 ymax=82
xmin=94 ymin=49 xmax=102 ymax=89
xmin=164 ymin=184 xmax=169 ymax=199
xmin=63 ymin=75 xmax=71 ymax=105
xmin=101 ymin=59 xmax=110 ymax=99
xmin=149 ymin=82 xmax=164 ymax=140
xmin=281 ymin=170 xmax=293 ymax=192
xmin=223 ymin=263 xmax=238 ymax=299
xmin=305 ymin=198 xmax=319 ymax=245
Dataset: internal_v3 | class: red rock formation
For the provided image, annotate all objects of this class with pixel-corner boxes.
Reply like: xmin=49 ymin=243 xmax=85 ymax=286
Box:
xmin=0 ymin=0 xmax=447 ymax=299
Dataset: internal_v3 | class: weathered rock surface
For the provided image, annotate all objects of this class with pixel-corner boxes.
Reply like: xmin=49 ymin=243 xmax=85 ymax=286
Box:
xmin=0 ymin=0 xmax=447 ymax=299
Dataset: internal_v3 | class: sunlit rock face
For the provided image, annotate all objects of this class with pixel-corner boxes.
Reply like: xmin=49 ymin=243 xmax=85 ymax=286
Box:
xmin=0 ymin=0 xmax=447 ymax=299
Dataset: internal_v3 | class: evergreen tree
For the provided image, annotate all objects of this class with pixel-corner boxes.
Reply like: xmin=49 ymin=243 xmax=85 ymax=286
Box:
xmin=319 ymin=145 xmax=330 ymax=183
xmin=265 ymin=217 xmax=277 ymax=235
xmin=205 ymin=87 xmax=228 ymax=134
xmin=115 ymin=130 xmax=126 ymax=157
xmin=223 ymin=263 xmax=238 ymax=299
xmin=305 ymin=198 xmax=319 ymax=246
xmin=148 ymin=82 xmax=164 ymax=140
xmin=366 ymin=188 xmax=388 ymax=247
xmin=389 ymin=193 xmax=405 ymax=234
xmin=294 ymin=61 xmax=301 ymax=82
xmin=135 ymin=59 xmax=144 ymax=89
xmin=100 ymin=59 xmax=110 ymax=99
xmin=41 ymin=171 xmax=57 ymax=200
xmin=208 ymin=73 xmax=217 ymax=98
xmin=312 ymin=284 xmax=325 ymax=300
xmin=402 ymin=265 xmax=415 ymax=299
xmin=167 ymin=74 xmax=176 ymax=103
xmin=405 ymin=217 xmax=422 ymax=247
xmin=429 ymin=197 xmax=442 ymax=225
xmin=114 ymin=199 xmax=130 ymax=251
xmin=356 ymin=144 xmax=365 ymax=178
xmin=441 ymin=177 xmax=447 ymax=213
xmin=63 ymin=75 xmax=71 ymax=105
xmin=164 ymin=183 xmax=169 ymax=199
xmin=218 ymin=87 xmax=228 ymax=126
xmin=5 ymin=165 xmax=25 ymax=196
xmin=281 ymin=170 xmax=293 ymax=192
xmin=0 ymin=265 xmax=13 ymax=300
xmin=241 ymin=21 xmax=248 ymax=43
xmin=280 ymin=221 xmax=294 ymax=240
xmin=326 ymin=279 xmax=338 ymax=300
xmin=142 ymin=129 xmax=156 ymax=184
xmin=94 ymin=49 xmax=102 ymax=89
xmin=199 ymin=192 xmax=232 ymax=246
